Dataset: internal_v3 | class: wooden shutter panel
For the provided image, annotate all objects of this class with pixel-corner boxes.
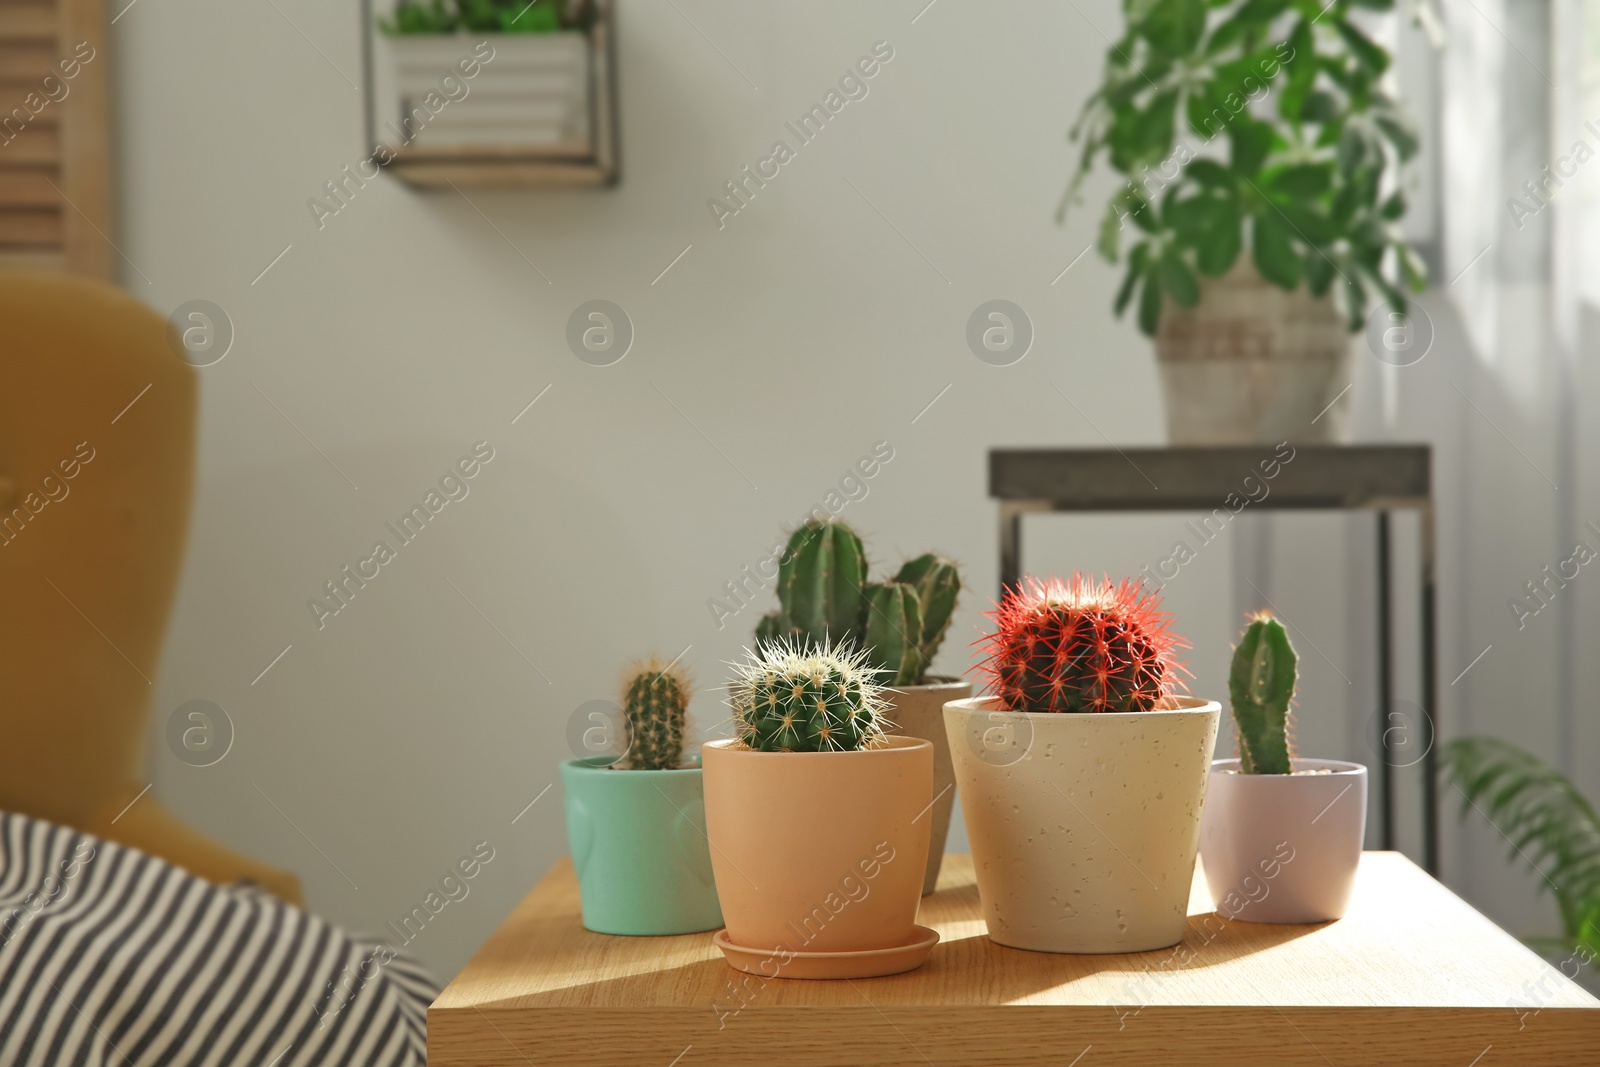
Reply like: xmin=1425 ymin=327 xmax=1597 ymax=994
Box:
xmin=0 ymin=0 xmax=109 ymax=279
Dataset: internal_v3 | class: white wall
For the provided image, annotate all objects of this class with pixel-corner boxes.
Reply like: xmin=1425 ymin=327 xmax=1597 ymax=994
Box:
xmin=107 ymin=0 xmax=1594 ymax=981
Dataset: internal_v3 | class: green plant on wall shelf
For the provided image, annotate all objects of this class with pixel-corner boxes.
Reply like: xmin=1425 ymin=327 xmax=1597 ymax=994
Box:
xmin=1229 ymin=612 xmax=1297 ymax=774
xmin=1443 ymin=737 xmax=1600 ymax=961
xmin=379 ymin=0 xmax=456 ymax=34
xmin=754 ymin=518 xmax=961 ymax=688
xmin=379 ymin=0 xmax=586 ymax=35
xmin=1062 ymin=0 xmax=1428 ymax=336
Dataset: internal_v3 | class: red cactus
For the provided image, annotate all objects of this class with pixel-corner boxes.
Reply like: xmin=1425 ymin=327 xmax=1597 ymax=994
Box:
xmin=977 ymin=574 xmax=1188 ymax=714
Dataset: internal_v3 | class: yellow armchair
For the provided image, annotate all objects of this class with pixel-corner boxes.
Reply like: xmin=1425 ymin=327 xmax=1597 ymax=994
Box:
xmin=0 ymin=271 xmax=301 ymax=905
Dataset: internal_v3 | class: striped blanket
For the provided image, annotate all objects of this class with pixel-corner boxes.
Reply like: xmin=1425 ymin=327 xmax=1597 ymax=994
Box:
xmin=0 ymin=812 xmax=436 ymax=1066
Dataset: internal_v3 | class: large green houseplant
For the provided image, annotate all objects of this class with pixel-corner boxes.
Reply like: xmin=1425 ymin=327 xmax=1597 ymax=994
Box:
xmin=1063 ymin=0 xmax=1428 ymax=444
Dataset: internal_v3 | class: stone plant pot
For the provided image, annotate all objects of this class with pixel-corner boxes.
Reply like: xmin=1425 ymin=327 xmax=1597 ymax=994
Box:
xmin=882 ymin=677 xmax=972 ymax=895
xmin=1199 ymin=758 xmax=1368 ymax=923
xmin=388 ymin=33 xmax=591 ymax=151
xmin=944 ymin=696 xmax=1220 ymax=953
xmin=701 ymin=737 xmax=932 ymax=955
xmin=561 ymin=758 xmax=723 ymax=936
xmin=1154 ymin=261 xmax=1355 ymax=445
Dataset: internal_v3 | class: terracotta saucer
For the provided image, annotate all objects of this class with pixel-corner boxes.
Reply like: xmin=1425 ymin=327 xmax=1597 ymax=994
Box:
xmin=712 ymin=925 xmax=940 ymax=980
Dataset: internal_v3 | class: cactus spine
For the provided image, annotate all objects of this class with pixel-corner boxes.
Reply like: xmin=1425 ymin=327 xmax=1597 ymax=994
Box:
xmin=728 ymin=639 xmax=889 ymax=752
xmin=621 ymin=659 xmax=691 ymax=770
xmin=1229 ymin=613 xmax=1296 ymax=775
xmin=978 ymin=574 xmax=1184 ymax=714
xmin=757 ymin=518 xmax=961 ymax=686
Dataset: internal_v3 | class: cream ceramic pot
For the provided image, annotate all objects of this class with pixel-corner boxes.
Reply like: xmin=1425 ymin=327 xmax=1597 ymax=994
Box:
xmin=944 ymin=696 xmax=1220 ymax=953
xmin=1198 ymin=758 xmax=1368 ymax=923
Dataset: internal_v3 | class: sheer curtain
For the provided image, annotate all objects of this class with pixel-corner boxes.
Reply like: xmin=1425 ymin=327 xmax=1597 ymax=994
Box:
xmin=1430 ymin=0 xmax=1600 ymax=937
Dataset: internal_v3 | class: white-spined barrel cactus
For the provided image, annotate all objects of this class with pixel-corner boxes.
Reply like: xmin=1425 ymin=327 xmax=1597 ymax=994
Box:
xmin=756 ymin=519 xmax=961 ymax=687
xmin=621 ymin=659 xmax=691 ymax=770
xmin=727 ymin=640 xmax=890 ymax=752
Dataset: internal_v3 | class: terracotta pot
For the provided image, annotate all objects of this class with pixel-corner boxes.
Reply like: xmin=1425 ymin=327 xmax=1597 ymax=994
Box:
xmin=882 ymin=678 xmax=971 ymax=895
xmin=1199 ymin=758 xmax=1368 ymax=923
xmin=944 ymin=696 xmax=1220 ymax=953
xmin=701 ymin=736 xmax=932 ymax=954
xmin=1154 ymin=261 xmax=1354 ymax=445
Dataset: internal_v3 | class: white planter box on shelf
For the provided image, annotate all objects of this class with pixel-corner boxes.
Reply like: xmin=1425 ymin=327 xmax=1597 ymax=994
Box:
xmin=387 ymin=33 xmax=591 ymax=154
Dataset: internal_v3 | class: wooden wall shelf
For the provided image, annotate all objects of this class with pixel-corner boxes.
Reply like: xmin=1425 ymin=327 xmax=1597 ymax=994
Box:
xmin=360 ymin=1 xmax=619 ymax=190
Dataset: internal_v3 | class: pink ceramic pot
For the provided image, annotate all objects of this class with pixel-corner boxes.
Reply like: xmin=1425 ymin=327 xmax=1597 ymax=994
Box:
xmin=1198 ymin=758 xmax=1368 ymax=923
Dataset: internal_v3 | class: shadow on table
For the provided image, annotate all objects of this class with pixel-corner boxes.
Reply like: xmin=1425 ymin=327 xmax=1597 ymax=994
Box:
xmin=457 ymin=877 xmax=1326 ymax=1013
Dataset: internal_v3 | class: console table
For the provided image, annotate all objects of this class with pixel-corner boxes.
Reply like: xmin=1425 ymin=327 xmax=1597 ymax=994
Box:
xmin=429 ymin=853 xmax=1597 ymax=1066
xmin=990 ymin=445 xmax=1437 ymax=871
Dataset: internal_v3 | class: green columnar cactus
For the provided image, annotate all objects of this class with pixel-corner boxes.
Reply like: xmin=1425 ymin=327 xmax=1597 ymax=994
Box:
xmin=728 ymin=640 xmax=889 ymax=752
xmin=894 ymin=554 xmax=960 ymax=681
xmin=755 ymin=520 xmax=961 ymax=687
xmin=862 ymin=581 xmax=923 ymax=685
xmin=776 ymin=519 xmax=869 ymax=648
xmin=1229 ymin=613 xmax=1297 ymax=775
xmin=621 ymin=659 xmax=691 ymax=770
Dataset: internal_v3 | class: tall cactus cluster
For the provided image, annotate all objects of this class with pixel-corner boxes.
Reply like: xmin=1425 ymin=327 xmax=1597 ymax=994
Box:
xmin=1228 ymin=613 xmax=1297 ymax=775
xmin=978 ymin=574 xmax=1184 ymax=714
xmin=727 ymin=639 xmax=889 ymax=752
xmin=620 ymin=659 xmax=691 ymax=770
xmin=755 ymin=519 xmax=960 ymax=686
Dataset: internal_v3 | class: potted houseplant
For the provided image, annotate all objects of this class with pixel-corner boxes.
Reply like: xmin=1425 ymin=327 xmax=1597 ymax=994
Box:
xmin=1442 ymin=737 xmax=1600 ymax=978
xmin=944 ymin=574 xmax=1219 ymax=953
xmin=755 ymin=518 xmax=969 ymax=895
xmin=1198 ymin=613 xmax=1368 ymax=922
xmin=378 ymin=0 xmax=596 ymax=152
xmin=702 ymin=640 xmax=937 ymax=979
xmin=561 ymin=659 xmax=723 ymax=935
xmin=1062 ymin=0 xmax=1427 ymax=444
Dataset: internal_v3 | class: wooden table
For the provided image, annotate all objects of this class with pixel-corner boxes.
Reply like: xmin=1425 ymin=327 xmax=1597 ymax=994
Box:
xmin=430 ymin=853 xmax=1600 ymax=1066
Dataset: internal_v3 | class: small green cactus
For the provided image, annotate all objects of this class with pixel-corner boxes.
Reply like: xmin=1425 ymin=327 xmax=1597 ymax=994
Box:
xmin=1229 ymin=613 xmax=1297 ymax=775
xmin=621 ymin=659 xmax=691 ymax=770
xmin=728 ymin=639 xmax=890 ymax=752
xmin=757 ymin=519 xmax=961 ymax=687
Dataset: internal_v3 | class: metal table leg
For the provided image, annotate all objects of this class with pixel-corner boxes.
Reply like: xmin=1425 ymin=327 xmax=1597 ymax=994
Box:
xmin=1000 ymin=503 xmax=1023 ymax=597
xmin=1377 ymin=511 xmax=1394 ymax=851
xmin=1421 ymin=504 xmax=1439 ymax=875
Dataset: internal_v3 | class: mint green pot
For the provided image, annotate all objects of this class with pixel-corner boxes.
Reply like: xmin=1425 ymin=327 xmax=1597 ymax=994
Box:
xmin=561 ymin=757 xmax=723 ymax=936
